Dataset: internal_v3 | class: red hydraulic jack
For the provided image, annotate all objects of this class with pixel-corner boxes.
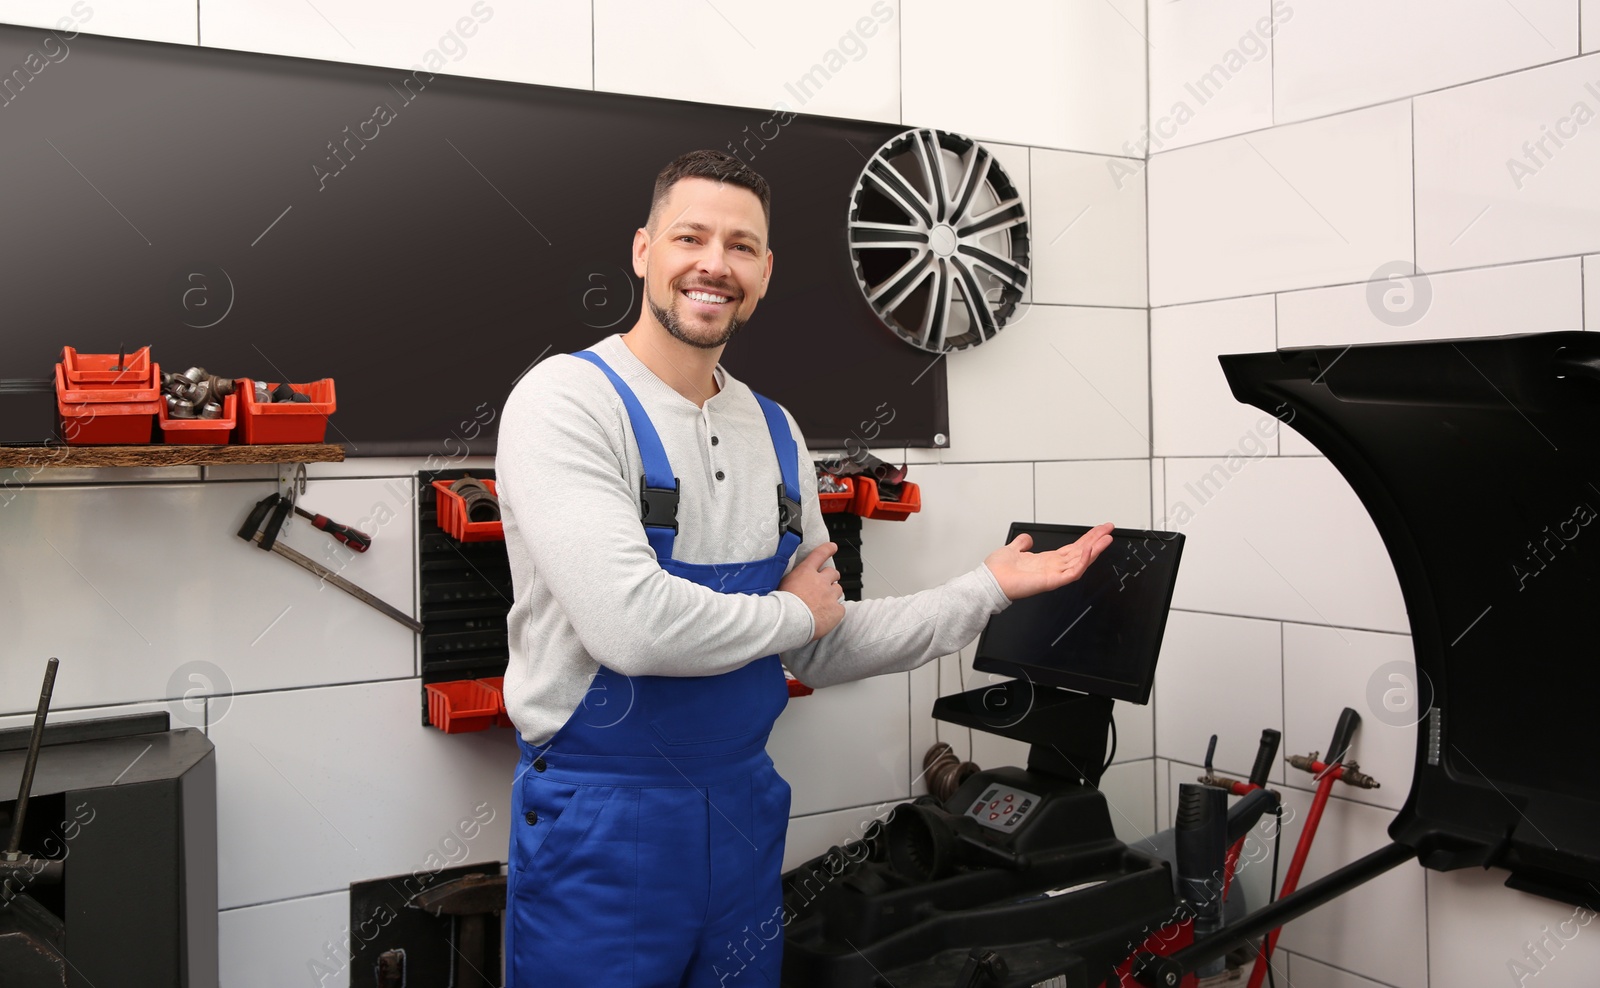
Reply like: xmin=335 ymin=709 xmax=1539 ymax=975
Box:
xmin=1238 ymin=707 xmax=1380 ymax=988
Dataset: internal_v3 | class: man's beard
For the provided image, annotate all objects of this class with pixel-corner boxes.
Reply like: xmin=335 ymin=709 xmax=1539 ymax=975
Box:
xmin=648 ymin=284 xmax=745 ymax=350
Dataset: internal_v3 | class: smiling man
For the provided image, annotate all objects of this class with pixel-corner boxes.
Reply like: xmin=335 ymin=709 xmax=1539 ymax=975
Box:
xmin=494 ymin=149 xmax=1112 ymax=986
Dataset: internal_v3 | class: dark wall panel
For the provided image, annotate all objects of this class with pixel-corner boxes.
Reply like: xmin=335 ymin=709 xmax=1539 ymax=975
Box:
xmin=0 ymin=24 xmax=946 ymax=454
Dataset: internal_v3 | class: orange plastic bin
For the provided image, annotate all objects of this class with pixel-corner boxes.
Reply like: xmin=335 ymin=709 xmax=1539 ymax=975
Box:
xmin=158 ymin=393 xmax=236 ymax=445
xmin=237 ymin=378 xmax=336 ymax=444
xmin=425 ymin=680 xmax=500 ymax=733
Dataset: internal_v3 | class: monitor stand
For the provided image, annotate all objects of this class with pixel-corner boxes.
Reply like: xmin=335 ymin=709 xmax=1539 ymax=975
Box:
xmin=931 ymin=678 xmax=1114 ymax=787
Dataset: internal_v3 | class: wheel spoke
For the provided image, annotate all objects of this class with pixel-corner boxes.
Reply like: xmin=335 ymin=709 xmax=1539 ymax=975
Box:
xmin=918 ymin=259 xmax=956 ymax=350
xmin=957 ymin=243 xmax=1028 ymax=291
xmin=869 ymin=250 xmax=936 ymax=313
xmin=850 ymin=221 xmax=930 ymax=249
xmin=912 ymin=129 xmax=952 ymax=223
xmin=865 ymin=160 xmax=934 ymax=227
xmin=948 ymin=145 xmax=991 ymax=224
xmin=949 ymin=256 xmax=1000 ymax=343
xmin=956 ymin=199 xmax=1026 ymax=239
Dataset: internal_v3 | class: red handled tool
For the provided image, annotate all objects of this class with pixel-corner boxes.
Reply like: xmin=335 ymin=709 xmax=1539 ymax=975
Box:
xmin=292 ymin=503 xmax=371 ymax=552
xmin=1244 ymin=707 xmax=1378 ymax=988
xmin=1200 ymin=728 xmax=1282 ymax=900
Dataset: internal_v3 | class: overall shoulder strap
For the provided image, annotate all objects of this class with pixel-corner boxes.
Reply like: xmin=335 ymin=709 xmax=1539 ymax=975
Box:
xmin=571 ymin=350 xmax=679 ymax=560
xmin=751 ymin=391 xmax=804 ymax=560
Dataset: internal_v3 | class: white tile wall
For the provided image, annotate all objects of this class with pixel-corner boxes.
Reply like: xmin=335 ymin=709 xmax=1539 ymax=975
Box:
xmin=1274 ymin=790 xmax=1430 ymax=988
xmin=782 ymin=800 xmax=898 ymax=872
xmin=860 ymin=461 xmax=1035 ymax=597
xmin=1164 ymin=456 xmax=1410 ymax=633
xmin=1587 ymin=0 xmax=1600 ymax=53
xmin=1146 ymin=0 xmax=1276 ymax=151
xmin=1149 ymin=101 xmax=1413 ymax=306
xmin=1587 ymin=254 xmax=1599 ymax=329
xmin=1282 ymin=622 xmax=1417 ymax=812
xmin=1099 ymin=758 xmax=1157 ymax=846
xmin=1153 ymin=757 xmax=1171 ymax=830
xmin=861 ymin=460 xmax=1033 ymax=786
xmin=594 ymin=0 xmax=899 ymax=122
xmin=218 ymin=890 xmax=352 ymax=988
xmin=1274 ymin=0 xmax=1577 ymax=124
xmin=0 ymin=0 xmax=194 ymax=45
xmin=0 ymin=480 xmax=416 ymax=716
xmin=202 ymin=0 xmax=592 ymax=91
xmin=1153 ymin=611 xmax=1283 ymax=782
xmin=1034 ymin=458 xmax=1152 ymax=530
xmin=907 ymin=658 xmax=942 ymax=796
xmin=1029 ymin=148 xmax=1148 ymax=308
xmin=1277 ymin=257 xmax=1585 ymax=347
xmin=1151 ymin=295 xmax=1279 ymax=458
xmin=901 ymin=0 xmax=1146 ymax=156
xmin=1415 ymin=53 xmax=1600 ymax=272
xmin=1428 ymin=866 xmax=1600 ymax=988
xmin=211 ymin=678 xmax=517 ymax=909
xmin=1276 ymin=421 xmax=1321 ymax=456
xmin=1286 ymin=952 xmax=1397 ymax=988
xmin=771 ymin=671 xmax=910 ymax=816
xmin=0 ymin=698 xmax=192 ymax=732
xmin=944 ymin=306 xmax=1149 ymax=461
xmin=1149 ymin=458 xmax=1165 ymax=530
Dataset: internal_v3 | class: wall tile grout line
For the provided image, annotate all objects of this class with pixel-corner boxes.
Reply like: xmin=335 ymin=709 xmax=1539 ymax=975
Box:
xmin=1149 ymin=49 xmax=1595 ymax=161
xmin=1152 ymin=249 xmax=1596 ymax=311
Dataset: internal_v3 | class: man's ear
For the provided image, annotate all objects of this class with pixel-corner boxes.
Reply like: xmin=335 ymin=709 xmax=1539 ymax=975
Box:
xmin=759 ymin=247 xmax=774 ymax=299
xmin=632 ymin=227 xmax=649 ymax=278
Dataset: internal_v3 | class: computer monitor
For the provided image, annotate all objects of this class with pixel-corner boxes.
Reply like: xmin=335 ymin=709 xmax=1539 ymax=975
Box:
xmin=972 ymin=523 xmax=1185 ymax=704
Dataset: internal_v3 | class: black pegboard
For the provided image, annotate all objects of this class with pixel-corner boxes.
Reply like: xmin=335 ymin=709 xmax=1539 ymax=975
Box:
xmin=418 ymin=468 xmax=512 ymax=727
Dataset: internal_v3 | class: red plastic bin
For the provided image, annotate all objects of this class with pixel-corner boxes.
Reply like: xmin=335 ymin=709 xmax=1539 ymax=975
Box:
xmin=59 ymin=345 xmax=152 ymax=387
xmin=432 ymin=478 xmax=505 ymax=542
xmin=852 ymin=476 xmax=922 ymax=521
xmin=158 ymin=392 xmax=236 ymax=445
xmin=236 ymin=378 xmax=337 ymax=444
xmin=56 ymin=394 xmax=159 ymax=445
xmin=476 ymin=676 xmax=514 ymax=728
xmin=818 ymin=475 xmax=855 ymax=514
xmin=425 ymin=680 xmax=500 ymax=733
xmin=56 ymin=359 xmax=161 ymax=403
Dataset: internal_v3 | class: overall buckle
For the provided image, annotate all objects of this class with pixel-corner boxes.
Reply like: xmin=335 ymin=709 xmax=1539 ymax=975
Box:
xmin=640 ymin=478 xmax=680 ymax=530
xmin=777 ymin=483 xmax=803 ymax=540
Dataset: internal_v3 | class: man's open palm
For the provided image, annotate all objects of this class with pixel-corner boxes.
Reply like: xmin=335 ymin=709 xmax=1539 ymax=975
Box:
xmin=983 ymin=523 xmax=1115 ymax=601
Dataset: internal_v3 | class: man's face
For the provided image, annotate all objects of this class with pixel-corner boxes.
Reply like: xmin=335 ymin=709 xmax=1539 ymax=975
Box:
xmin=633 ymin=176 xmax=772 ymax=350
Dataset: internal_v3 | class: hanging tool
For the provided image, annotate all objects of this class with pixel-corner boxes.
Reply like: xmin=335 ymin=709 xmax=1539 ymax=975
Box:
xmin=237 ymin=494 xmax=422 ymax=634
xmin=3 ymin=658 xmax=66 ymax=890
xmin=1244 ymin=708 xmax=1377 ymax=988
xmin=291 ymin=503 xmax=371 ymax=552
xmin=1199 ymin=728 xmax=1282 ymax=901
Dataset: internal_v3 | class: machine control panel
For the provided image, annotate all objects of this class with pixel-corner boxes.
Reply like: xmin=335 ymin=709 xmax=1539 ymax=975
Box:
xmin=966 ymin=784 xmax=1043 ymax=833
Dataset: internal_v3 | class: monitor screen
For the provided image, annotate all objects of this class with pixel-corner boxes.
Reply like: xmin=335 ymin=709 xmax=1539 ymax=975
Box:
xmin=972 ymin=523 xmax=1185 ymax=704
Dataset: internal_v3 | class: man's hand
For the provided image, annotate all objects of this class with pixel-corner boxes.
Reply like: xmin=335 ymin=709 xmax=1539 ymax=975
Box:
xmin=983 ymin=523 xmax=1115 ymax=601
xmin=778 ymin=542 xmax=846 ymax=641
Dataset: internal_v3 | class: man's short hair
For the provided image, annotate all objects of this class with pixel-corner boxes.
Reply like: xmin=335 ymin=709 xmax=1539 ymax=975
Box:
xmin=646 ymin=149 xmax=772 ymax=238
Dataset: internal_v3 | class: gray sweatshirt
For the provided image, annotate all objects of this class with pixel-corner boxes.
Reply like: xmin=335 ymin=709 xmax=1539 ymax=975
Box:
xmin=495 ymin=333 xmax=1012 ymax=745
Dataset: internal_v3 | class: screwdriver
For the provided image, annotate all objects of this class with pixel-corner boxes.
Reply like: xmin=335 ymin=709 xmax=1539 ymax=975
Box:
xmin=292 ymin=504 xmax=372 ymax=552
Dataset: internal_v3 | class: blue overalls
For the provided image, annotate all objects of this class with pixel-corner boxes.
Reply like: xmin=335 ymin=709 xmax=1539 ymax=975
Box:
xmin=506 ymin=349 xmax=805 ymax=986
